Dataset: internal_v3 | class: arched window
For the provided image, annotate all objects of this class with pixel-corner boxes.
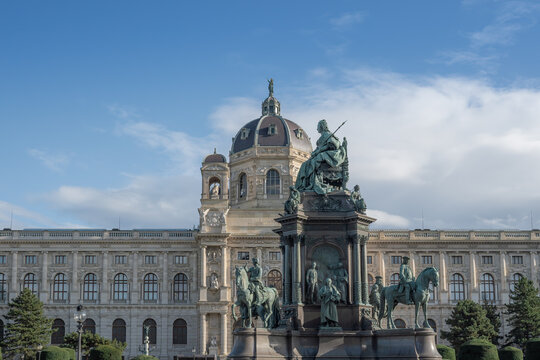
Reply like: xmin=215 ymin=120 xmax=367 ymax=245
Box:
xmin=450 ymin=273 xmax=465 ymax=301
xmin=510 ymin=273 xmax=523 ymax=293
xmin=83 ymin=273 xmax=98 ymax=301
xmin=0 ymin=319 xmax=4 ymax=341
xmin=143 ymin=318 xmax=157 ymax=345
xmin=113 ymin=273 xmax=128 ymax=301
xmin=0 ymin=273 xmax=7 ymax=302
xmin=143 ymin=273 xmax=159 ymax=302
xmin=83 ymin=318 xmax=96 ymax=334
xmin=172 ymin=318 xmax=187 ymax=344
xmin=112 ymin=318 xmax=126 ymax=343
xmin=239 ymin=173 xmax=247 ymax=199
xmin=266 ymin=169 xmax=280 ymax=196
xmin=53 ymin=273 xmax=68 ymax=302
xmin=390 ymin=273 xmax=400 ymax=286
xmin=394 ymin=319 xmax=406 ymax=328
xmin=173 ymin=273 xmax=188 ymax=302
xmin=51 ymin=318 xmax=65 ymax=344
xmin=267 ymin=270 xmax=282 ymax=293
xmin=480 ymin=273 xmax=496 ymax=302
xmin=368 ymin=274 xmax=374 ymax=288
xmin=23 ymin=273 xmax=38 ymax=294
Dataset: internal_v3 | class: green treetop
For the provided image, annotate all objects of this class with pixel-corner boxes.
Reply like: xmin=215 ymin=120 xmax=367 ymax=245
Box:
xmin=482 ymin=299 xmax=502 ymax=346
xmin=1 ymin=288 xmax=53 ymax=360
xmin=440 ymin=299 xmax=498 ymax=349
xmin=505 ymin=277 xmax=540 ymax=348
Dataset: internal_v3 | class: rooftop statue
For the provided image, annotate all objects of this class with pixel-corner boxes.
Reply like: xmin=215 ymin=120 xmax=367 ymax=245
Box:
xmin=268 ymin=78 xmax=274 ymax=97
xmin=295 ymin=119 xmax=349 ymax=194
xmin=232 ymin=258 xmax=281 ymax=329
xmin=377 ymin=266 xmax=439 ymax=329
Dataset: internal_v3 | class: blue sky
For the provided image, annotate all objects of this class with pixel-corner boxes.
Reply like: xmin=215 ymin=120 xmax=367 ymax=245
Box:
xmin=2 ymin=1 xmax=540 ymax=229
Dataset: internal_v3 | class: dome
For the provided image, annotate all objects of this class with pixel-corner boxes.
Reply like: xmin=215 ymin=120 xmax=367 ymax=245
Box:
xmin=204 ymin=149 xmax=227 ymax=163
xmin=230 ymin=80 xmax=312 ymax=155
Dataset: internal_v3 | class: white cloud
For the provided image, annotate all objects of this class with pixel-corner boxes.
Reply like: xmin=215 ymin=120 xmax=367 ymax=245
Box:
xmin=0 ymin=201 xmax=58 ymax=229
xmin=107 ymin=104 xmax=140 ymax=119
xmin=330 ymin=12 xmax=366 ymax=28
xmin=367 ymin=209 xmax=410 ymax=229
xmin=27 ymin=148 xmax=70 ymax=172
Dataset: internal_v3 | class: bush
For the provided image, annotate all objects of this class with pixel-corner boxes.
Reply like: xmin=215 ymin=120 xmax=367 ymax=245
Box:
xmin=131 ymin=356 xmax=159 ymax=360
xmin=457 ymin=339 xmax=499 ymax=360
xmin=62 ymin=347 xmax=76 ymax=360
xmin=525 ymin=338 xmax=540 ymax=360
xmin=498 ymin=346 xmax=523 ymax=360
xmin=41 ymin=346 xmax=70 ymax=360
xmin=437 ymin=344 xmax=456 ymax=360
xmin=88 ymin=345 xmax=122 ymax=360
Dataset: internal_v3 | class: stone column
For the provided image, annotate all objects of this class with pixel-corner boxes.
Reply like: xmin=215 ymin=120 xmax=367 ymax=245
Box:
xmin=470 ymin=251 xmax=477 ymax=301
xmin=256 ymin=247 xmax=262 ymax=261
xmin=408 ymin=251 xmax=416 ymax=277
xmin=379 ymin=252 xmax=386 ymax=286
xmin=284 ymin=239 xmax=291 ymax=304
xmin=71 ymin=251 xmax=78 ymax=303
xmin=200 ymin=313 xmax=207 ymax=354
xmin=132 ymin=252 xmax=139 ymax=304
xmin=360 ymin=236 xmax=369 ymax=304
xmin=439 ymin=251 xmax=447 ymax=291
xmin=201 ymin=246 xmax=207 ymax=287
xmin=221 ymin=312 xmax=228 ymax=354
xmin=352 ymin=236 xmax=361 ymax=305
xmin=221 ymin=246 xmax=228 ymax=287
xmin=500 ymin=251 xmax=507 ymax=291
xmin=41 ymin=251 xmax=48 ymax=302
xmin=296 ymin=236 xmax=303 ymax=304
xmin=102 ymin=251 xmax=109 ymax=304
xmin=162 ymin=252 xmax=168 ymax=304
xmin=10 ymin=251 xmax=18 ymax=300
xmin=531 ymin=252 xmax=538 ymax=284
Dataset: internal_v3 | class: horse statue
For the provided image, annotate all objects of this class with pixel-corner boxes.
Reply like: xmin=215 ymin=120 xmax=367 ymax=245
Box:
xmin=231 ymin=266 xmax=281 ymax=329
xmin=378 ymin=267 xmax=439 ymax=329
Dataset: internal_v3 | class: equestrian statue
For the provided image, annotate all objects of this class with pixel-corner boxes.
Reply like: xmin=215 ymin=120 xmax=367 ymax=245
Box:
xmin=231 ymin=257 xmax=281 ymax=329
xmin=373 ymin=260 xmax=439 ymax=329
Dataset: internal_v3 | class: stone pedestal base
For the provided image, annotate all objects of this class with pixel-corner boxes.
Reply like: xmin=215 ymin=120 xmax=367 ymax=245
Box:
xmin=228 ymin=327 xmax=441 ymax=359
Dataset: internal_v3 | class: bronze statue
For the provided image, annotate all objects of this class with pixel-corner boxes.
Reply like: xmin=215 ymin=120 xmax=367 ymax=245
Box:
xmin=351 ymin=185 xmax=367 ymax=214
xmin=268 ymin=78 xmax=274 ymax=97
xmin=306 ymin=261 xmax=319 ymax=304
xmin=398 ymin=256 xmax=415 ymax=305
xmin=369 ymin=276 xmax=384 ymax=323
xmin=319 ymin=278 xmax=341 ymax=327
xmin=247 ymin=257 xmax=263 ymax=305
xmin=333 ymin=262 xmax=349 ymax=303
xmin=284 ymin=186 xmax=300 ymax=214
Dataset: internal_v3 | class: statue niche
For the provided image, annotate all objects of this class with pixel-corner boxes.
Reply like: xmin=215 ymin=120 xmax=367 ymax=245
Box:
xmin=309 ymin=244 xmax=349 ymax=304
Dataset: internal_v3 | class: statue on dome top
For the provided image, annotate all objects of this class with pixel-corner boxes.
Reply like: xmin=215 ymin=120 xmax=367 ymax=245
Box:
xmin=268 ymin=78 xmax=274 ymax=97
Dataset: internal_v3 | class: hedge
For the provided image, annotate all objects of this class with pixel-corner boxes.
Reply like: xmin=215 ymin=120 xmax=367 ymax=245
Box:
xmin=40 ymin=346 xmax=70 ymax=360
xmin=131 ymin=356 xmax=159 ymax=360
xmin=62 ymin=347 xmax=76 ymax=360
xmin=525 ymin=338 xmax=540 ymax=360
xmin=437 ymin=344 xmax=456 ymax=360
xmin=457 ymin=339 xmax=499 ymax=360
xmin=498 ymin=346 xmax=523 ymax=360
xmin=88 ymin=345 xmax=122 ymax=360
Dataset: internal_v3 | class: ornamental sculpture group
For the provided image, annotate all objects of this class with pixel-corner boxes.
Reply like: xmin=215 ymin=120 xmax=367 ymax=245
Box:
xmin=232 ymin=119 xmax=439 ymax=330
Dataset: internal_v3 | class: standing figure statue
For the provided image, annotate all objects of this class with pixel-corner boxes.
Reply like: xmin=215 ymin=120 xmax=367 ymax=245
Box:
xmin=268 ymin=78 xmax=274 ymax=97
xmin=305 ymin=262 xmax=319 ymax=304
xmin=351 ymin=185 xmax=367 ymax=214
xmin=284 ymin=186 xmax=300 ymax=214
xmin=369 ymin=276 xmax=384 ymax=323
xmin=247 ymin=257 xmax=263 ymax=305
xmin=210 ymin=183 xmax=220 ymax=199
xmin=295 ymin=119 xmax=348 ymax=194
xmin=333 ymin=262 xmax=349 ymax=303
xmin=398 ymin=256 xmax=415 ymax=305
xmin=319 ymin=278 xmax=341 ymax=328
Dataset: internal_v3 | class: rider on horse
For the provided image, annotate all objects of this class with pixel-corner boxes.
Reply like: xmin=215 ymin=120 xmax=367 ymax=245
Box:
xmin=247 ymin=257 xmax=264 ymax=305
xmin=398 ymin=256 xmax=415 ymax=305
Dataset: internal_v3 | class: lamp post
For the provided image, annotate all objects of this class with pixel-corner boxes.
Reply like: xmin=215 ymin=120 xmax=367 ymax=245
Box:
xmin=74 ymin=305 xmax=86 ymax=360
xmin=192 ymin=346 xmax=196 ymax=360
xmin=37 ymin=344 xmax=43 ymax=360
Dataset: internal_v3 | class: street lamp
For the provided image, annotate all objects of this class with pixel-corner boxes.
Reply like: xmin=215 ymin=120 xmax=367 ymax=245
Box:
xmin=192 ymin=346 xmax=196 ymax=360
xmin=74 ymin=305 xmax=87 ymax=360
xmin=37 ymin=344 xmax=43 ymax=360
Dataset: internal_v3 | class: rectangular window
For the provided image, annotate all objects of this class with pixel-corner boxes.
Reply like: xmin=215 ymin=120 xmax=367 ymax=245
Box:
xmin=55 ymin=255 xmax=66 ymax=265
xmin=391 ymin=256 xmax=402 ymax=264
xmin=367 ymin=256 xmax=373 ymax=264
xmin=512 ymin=256 xmax=523 ymax=265
xmin=0 ymin=255 xmax=6 ymax=264
xmin=452 ymin=256 xmax=463 ymax=264
xmin=269 ymin=252 xmax=281 ymax=261
xmin=144 ymin=255 xmax=156 ymax=265
xmin=85 ymin=255 xmax=96 ymax=265
xmin=115 ymin=255 xmax=127 ymax=265
xmin=422 ymin=255 xmax=432 ymax=264
xmin=174 ymin=255 xmax=187 ymax=264
xmin=238 ymin=252 xmax=250 ymax=261
xmin=482 ymin=256 xmax=493 ymax=265
xmin=25 ymin=255 xmax=37 ymax=265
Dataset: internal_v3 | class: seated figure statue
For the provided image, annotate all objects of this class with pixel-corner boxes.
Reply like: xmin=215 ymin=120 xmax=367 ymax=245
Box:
xmin=295 ymin=119 xmax=348 ymax=194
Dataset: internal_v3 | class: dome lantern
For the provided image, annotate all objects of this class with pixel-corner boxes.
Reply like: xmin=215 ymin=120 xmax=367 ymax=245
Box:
xmin=262 ymin=78 xmax=280 ymax=116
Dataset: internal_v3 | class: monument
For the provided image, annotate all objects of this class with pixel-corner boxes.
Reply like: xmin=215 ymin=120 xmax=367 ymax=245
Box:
xmin=228 ymin=119 xmax=441 ymax=359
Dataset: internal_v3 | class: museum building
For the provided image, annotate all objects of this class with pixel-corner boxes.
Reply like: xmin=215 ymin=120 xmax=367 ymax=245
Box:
xmin=0 ymin=86 xmax=538 ymax=359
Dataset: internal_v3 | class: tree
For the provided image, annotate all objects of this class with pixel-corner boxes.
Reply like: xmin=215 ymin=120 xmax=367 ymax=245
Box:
xmin=440 ymin=299 xmax=498 ymax=349
xmin=505 ymin=277 xmax=540 ymax=348
xmin=1 ymin=288 xmax=53 ymax=360
xmin=482 ymin=300 xmax=502 ymax=345
xmin=61 ymin=332 xmax=126 ymax=357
